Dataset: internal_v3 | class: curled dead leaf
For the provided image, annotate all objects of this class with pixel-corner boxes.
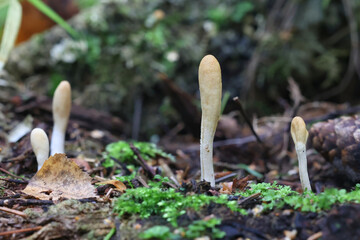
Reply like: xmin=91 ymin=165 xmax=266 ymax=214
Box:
xmin=22 ymin=154 xmax=96 ymax=200
xmin=96 ymin=180 xmax=126 ymax=192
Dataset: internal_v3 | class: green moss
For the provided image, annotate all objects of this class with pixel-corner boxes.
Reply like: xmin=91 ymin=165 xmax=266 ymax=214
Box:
xmin=113 ymin=184 xmax=245 ymax=227
xmin=114 ymin=181 xmax=360 ymax=238
xmin=114 ymin=181 xmax=360 ymax=226
xmin=242 ymin=182 xmax=360 ymax=212
xmin=102 ymin=140 xmax=174 ymax=168
xmin=140 ymin=218 xmax=225 ymax=240
xmin=139 ymin=226 xmax=175 ymax=240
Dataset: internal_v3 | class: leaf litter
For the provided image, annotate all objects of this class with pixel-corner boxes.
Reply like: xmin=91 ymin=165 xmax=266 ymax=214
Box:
xmin=22 ymin=154 xmax=96 ymax=201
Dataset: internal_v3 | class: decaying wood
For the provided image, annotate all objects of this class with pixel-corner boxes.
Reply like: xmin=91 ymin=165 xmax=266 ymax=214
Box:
xmin=0 ymin=199 xmax=53 ymax=207
xmin=15 ymin=96 xmax=125 ymax=134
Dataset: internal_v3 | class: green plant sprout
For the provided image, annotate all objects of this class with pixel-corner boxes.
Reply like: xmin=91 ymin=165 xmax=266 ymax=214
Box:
xmin=102 ymin=141 xmax=174 ymax=168
xmin=103 ymin=227 xmax=116 ymax=240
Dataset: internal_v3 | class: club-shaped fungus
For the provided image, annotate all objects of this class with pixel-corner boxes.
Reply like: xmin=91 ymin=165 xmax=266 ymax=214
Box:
xmin=198 ymin=55 xmax=222 ymax=187
xmin=51 ymin=80 xmax=71 ymax=156
xmin=30 ymin=128 xmax=49 ymax=171
xmin=291 ymin=116 xmax=311 ymax=192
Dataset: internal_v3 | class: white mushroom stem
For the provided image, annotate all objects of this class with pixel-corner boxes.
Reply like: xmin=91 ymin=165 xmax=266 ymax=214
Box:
xmin=199 ymin=55 xmax=222 ymax=187
xmin=291 ymin=116 xmax=311 ymax=192
xmin=30 ymin=128 xmax=49 ymax=171
xmin=51 ymin=80 xmax=71 ymax=156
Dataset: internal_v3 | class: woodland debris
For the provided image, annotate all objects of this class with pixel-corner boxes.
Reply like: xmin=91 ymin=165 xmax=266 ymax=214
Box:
xmin=309 ymin=115 xmax=360 ymax=182
xmin=0 ymin=226 xmax=42 ymax=237
xmin=15 ymin=95 xmax=125 ymax=135
xmin=96 ymin=180 xmax=126 ymax=192
xmin=22 ymin=154 xmax=96 ymax=200
xmin=0 ymin=206 xmax=27 ymax=218
xmin=233 ymin=96 xmax=262 ymax=144
xmin=0 ymin=198 xmax=53 ymax=207
xmin=129 ymin=143 xmax=156 ymax=178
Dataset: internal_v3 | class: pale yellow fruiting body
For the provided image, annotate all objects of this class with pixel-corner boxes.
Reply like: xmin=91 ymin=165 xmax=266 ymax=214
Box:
xmin=291 ymin=116 xmax=311 ymax=192
xmin=199 ymin=55 xmax=222 ymax=187
xmin=30 ymin=128 xmax=49 ymax=171
xmin=51 ymin=81 xmax=71 ymax=156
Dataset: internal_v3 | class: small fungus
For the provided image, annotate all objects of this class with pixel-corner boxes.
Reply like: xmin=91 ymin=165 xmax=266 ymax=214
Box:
xmin=291 ymin=116 xmax=311 ymax=192
xmin=30 ymin=128 xmax=49 ymax=171
xmin=198 ymin=55 xmax=222 ymax=187
xmin=51 ymin=80 xmax=71 ymax=155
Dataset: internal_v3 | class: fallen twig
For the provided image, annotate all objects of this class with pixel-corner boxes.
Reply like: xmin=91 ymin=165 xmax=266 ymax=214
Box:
xmin=0 ymin=167 xmax=25 ymax=180
xmin=0 ymin=178 xmax=28 ymax=184
xmin=129 ymin=143 xmax=156 ymax=178
xmin=238 ymin=192 xmax=261 ymax=206
xmin=0 ymin=198 xmax=53 ymax=207
xmin=0 ymin=226 xmax=42 ymax=237
xmin=136 ymin=176 xmax=150 ymax=188
xmin=215 ymin=172 xmax=237 ymax=183
xmin=233 ymin=97 xmax=263 ymax=144
xmin=0 ymin=206 xmax=27 ymax=218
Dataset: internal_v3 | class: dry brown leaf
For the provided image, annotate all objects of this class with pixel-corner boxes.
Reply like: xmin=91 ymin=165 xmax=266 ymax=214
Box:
xmin=219 ymin=182 xmax=232 ymax=194
xmin=70 ymin=157 xmax=91 ymax=171
xmin=97 ymin=180 xmax=126 ymax=192
xmin=22 ymin=154 xmax=96 ymax=200
xmin=232 ymin=175 xmax=251 ymax=193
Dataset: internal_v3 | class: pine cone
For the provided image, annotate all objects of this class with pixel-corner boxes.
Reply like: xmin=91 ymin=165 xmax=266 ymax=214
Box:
xmin=309 ymin=115 xmax=360 ymax=182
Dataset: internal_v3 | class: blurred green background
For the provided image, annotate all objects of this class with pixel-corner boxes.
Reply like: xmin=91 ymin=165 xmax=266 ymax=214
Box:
xmin=2 ymin=0 xmax=360 ymax=139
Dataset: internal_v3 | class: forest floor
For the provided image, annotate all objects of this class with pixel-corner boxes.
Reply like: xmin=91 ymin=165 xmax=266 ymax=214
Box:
xmin=1 ymin=84 xmax=360 ymax=240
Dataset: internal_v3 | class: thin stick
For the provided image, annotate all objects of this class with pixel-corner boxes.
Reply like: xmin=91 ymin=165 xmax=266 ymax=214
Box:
xmin=0 ymin=178 xmax=28 ymax=184
xmin=0 ymin=167 xmax=24 ymax=179
xmin=238 ymin=192 xmax=261 ymax=205
xmin=0 ymin=206 xmax=27 ymax=218
xmin=233 ymin=97 xmax=263 ymax=144
xmin=129 ymin=143 xmax=156 ymax=178
xmin=137 ymin=176 xmax=150 ymax=188
xmin=0 ymin=226 xmax=42 ymax=236
xmin=215 ymin=172 xmax=237 ymax=183
xmin=0 ymin=199 xmax=53 ymax=207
